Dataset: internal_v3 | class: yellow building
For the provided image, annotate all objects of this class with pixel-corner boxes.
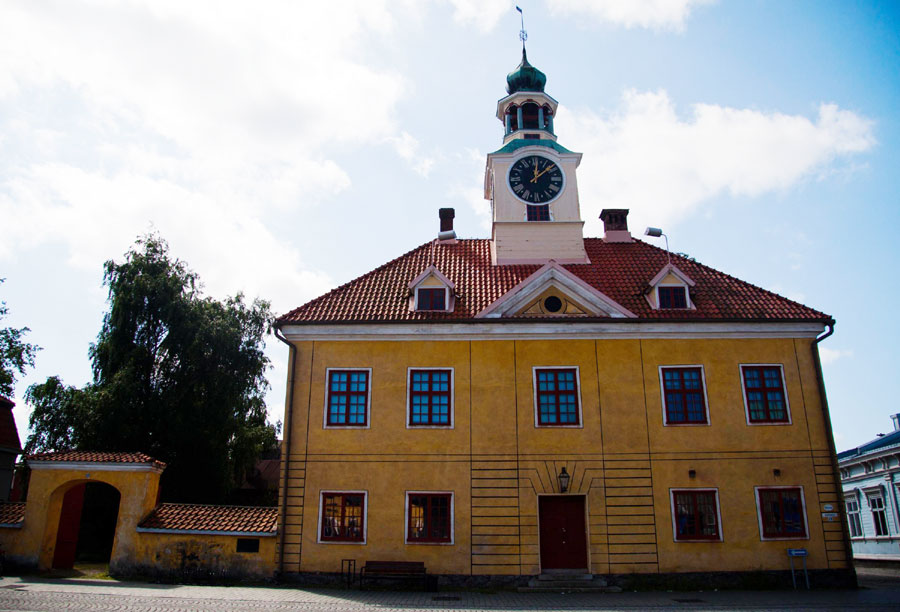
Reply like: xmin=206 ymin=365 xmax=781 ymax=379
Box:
xmin=273 ymin=50 xmax=853 ymax=588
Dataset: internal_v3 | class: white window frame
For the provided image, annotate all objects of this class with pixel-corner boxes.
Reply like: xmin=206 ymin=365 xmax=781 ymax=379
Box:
xmin=415 ymin=286 xmax=450 ymax=312
xmin=658 ymin=365 xmax=711 ymax=427
xmin=866 ymin=490 xmax=890 ymax=537
xmin=739 ymin=364 xmax=792 ymax=426
xmin=655 ymin=284 xmax=693 ymax=310
xmin=406 ymin=367 xmax=455 ymax=429
xmin=404 ymin=490 xmax=455 ymax=545
xmin=754 ymin=485 xmax=809 ymax=541
xmin=317 ymin=490 xmax=368 ymax=545
xmin=846 ymin=494 xmax=863 ymax=539
xmin=532 ymin=366 xmax=584 ymax=429
xmin=323 ymin=368 xmax=373 ymax=430
xmin=669 ymin=487 xmax=724 ymax=542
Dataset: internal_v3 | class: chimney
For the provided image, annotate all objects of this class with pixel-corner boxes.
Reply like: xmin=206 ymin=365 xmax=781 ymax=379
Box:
xmin=600 ymin=209 xmax=632 ymax=243
xmin=438 ymin=208 xmax=457 ymax=242
xmin=892 ymin=413 xmax=900 ymax=432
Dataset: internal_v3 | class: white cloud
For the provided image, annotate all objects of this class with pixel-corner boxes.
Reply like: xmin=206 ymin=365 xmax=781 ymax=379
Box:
xmin=456 ymin=148 xmax=492 ymax=229
xmin=819 ymin=347 xmax=854 ymax=366
xmin=0 ymin=162 xmax=333 ymax=311
xmin=546 ymin=0 xmax=716 ymax=31
xmin=0 ymin=1 xmax=408 ymax=300
xmin=387 ymin=132 xmax=436 ymax=177
xmin=555 ymin=90 xmax=875 ymax=235
xmin=447 ymin=0 xmax=512 ymax=32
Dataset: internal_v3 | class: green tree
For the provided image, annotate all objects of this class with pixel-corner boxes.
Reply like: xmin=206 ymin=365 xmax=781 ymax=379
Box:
xmin=24 ymin=377 xmax=94 ymax=453
xmin=25 ymin=235 xmax=278 ymax=503
xmin=0 ymin=279 xmax=40 ymax=398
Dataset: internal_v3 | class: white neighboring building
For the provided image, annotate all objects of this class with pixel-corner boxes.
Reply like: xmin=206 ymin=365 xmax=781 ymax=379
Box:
xmin=838 ymin=414 xmax=900 ymax=563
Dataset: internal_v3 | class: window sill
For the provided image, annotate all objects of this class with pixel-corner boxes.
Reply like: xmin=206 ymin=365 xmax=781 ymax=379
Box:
xmin=673 ymin=538 xmax=723 ymax=543
xmin=746 ymin=421 xmax=792 ymax=427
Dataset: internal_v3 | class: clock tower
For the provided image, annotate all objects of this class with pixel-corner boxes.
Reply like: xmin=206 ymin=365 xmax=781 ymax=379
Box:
xmin=485 ymin=49 xmax=589 ymax=265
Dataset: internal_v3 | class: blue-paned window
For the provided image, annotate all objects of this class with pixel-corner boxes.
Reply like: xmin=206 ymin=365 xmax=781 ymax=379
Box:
xmin=742 ymin=365 xmax=789 ymax=424
xmin=662 ymin=367 xmax=708 ymax=425
xmin=409 ymin=370 xmax=452 ymax=426
xmin=327 ymin=370 xmax=369 ymax=427
xmin=535 ymin=368 xmax=580 ymax=426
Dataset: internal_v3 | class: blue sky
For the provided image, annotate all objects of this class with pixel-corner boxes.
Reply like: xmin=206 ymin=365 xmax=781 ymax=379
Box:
xmin=1 ymin=0 xmax=898 ymax=451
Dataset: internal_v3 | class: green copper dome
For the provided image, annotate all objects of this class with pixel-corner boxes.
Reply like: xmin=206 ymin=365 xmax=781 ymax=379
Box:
xmin=506 ymin=48 xmax=546 ymax=94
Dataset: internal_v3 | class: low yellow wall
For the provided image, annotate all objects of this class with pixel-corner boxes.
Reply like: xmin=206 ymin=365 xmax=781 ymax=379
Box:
xmin=122 ymin=532 xmax=276 ymax=580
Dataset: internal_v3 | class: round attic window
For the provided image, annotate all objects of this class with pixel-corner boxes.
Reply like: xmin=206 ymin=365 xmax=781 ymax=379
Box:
xmin=543 ymin=295 xmax=563 ymax=313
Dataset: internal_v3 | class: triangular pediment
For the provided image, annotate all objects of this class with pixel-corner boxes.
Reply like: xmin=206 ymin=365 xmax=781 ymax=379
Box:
xmin=648 ymin=263 xmax=695 ymax=288
xmin=408 ymin=265 xmax=455 ymax=291
xmin=476 ymin=261 xmax=636 ymax=319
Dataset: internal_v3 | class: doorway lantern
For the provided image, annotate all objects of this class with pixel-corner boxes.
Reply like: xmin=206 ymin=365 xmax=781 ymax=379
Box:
xmin=558 ymin=467 xmax=570 ymax=493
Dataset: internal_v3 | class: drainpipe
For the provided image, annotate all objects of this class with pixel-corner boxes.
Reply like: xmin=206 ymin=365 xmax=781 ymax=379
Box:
xmin=812 ymin=319 xmax=856 ymax=580
xmin=273 ymin=324 xmax=296 ymax=578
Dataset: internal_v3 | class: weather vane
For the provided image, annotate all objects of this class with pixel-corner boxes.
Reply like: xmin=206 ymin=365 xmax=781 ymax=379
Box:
xmin=517 ymin=5 xmax=527 ymax=48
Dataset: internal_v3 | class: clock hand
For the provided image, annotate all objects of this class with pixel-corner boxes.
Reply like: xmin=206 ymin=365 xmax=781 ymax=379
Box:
xmin=530 ymin=164 xmax=556 ymax=182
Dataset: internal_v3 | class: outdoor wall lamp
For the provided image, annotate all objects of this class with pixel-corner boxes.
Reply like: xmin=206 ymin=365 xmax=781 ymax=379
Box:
xmin=688 ymin=469 xmax=696 ymax=479
xmin=773 ymin=468 xmax=781 ymax=477
xmin=558 ymin=467 xmax=570 ymax=493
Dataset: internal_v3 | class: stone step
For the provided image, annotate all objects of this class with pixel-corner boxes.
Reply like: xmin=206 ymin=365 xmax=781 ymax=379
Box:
xmin=518 ymin=585 xmax=623 ymax=593
xmin=536 ymin=573 xmax=594 ymax=581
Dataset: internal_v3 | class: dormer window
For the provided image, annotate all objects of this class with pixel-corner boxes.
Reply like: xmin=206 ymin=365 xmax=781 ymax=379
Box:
xmin=646 ymin=263 xmax=695 ymax=311
xmin=659 ymin=286 xmax=688 ymax=309
xmin=416 ymin=287 xmax=446 ymax=311
xmin=408 ymin=264 xmax=455 ymax=313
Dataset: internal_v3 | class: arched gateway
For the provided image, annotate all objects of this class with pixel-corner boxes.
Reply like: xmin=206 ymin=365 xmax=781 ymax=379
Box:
xmin=19 ymin=451 xmax=164 ymax=572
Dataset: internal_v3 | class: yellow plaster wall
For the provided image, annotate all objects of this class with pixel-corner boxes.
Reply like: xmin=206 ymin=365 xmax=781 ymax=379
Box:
xmin=279 ymin=335 xmax=847 ymax=576
xmin=651 ymin=456 xmax=827 ymax=573
xmin=127 ymin=532 xmax=276 ymax=579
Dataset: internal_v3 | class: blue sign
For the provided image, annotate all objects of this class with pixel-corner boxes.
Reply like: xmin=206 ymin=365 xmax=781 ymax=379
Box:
xmin=787 ymin=548 xmax=808 ymax=557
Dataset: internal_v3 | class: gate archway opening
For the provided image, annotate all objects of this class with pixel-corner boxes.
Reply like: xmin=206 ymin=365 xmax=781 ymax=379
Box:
xmin=52 ymin=481 xmax=121 ymax=570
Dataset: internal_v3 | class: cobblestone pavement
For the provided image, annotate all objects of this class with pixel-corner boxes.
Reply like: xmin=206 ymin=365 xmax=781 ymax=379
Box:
xmin=0 ymin=574 xmax=898 ymax=611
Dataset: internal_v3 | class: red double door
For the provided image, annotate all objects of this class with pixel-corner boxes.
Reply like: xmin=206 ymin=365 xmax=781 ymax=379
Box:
xmin=538 ymin=495 xmax=588 ymax=570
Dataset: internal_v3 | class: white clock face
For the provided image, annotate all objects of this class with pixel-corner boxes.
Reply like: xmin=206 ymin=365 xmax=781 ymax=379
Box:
xmin=507 ymin=155 xmax=564 ymax=204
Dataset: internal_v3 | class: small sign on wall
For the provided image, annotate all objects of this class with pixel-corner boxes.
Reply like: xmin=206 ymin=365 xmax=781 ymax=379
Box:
xmin=823 ymin=504 xmax=834 ymax=511
xmin=822 ymin=512 xmax=839 ymax=521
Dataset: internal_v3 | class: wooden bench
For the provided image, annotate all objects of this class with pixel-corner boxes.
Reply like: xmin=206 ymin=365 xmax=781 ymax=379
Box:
xmin=360 ymin=560 xmax=427 ymax=590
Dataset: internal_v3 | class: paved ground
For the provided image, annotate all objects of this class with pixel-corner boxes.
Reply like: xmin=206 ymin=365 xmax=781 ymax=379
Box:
xmin=0 ymin=570 xmax=897 ymax=611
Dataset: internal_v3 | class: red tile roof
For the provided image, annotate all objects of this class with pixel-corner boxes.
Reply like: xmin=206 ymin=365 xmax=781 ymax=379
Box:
xmin=0 ymin=397 xmax=21 ymax=452
xmin=138 ymin=503 xmax=277 ymax=534
xmin=277 ymin=238 xmax=829 ymax=324
xmin=0 ymin=501 xmax=25 ymax=525
xmin=26 ymin=451 xmax=166 ymax=470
